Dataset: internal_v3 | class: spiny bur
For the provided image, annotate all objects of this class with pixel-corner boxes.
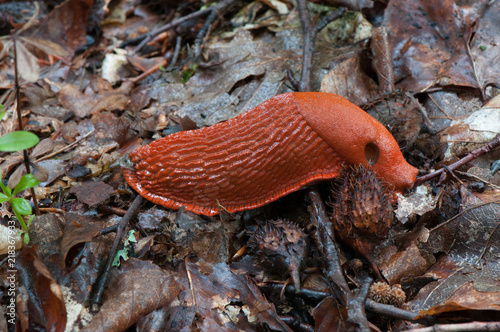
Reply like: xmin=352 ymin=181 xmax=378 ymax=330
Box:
xmin=247 ymin=219 xmax=308 ymax=292
xmin=330 ymin=165 xmax=394 ymax=279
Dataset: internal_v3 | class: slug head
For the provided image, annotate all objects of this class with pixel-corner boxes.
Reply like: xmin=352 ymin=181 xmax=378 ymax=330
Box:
xmin=294 ymin=92 xmax=418 ymax=192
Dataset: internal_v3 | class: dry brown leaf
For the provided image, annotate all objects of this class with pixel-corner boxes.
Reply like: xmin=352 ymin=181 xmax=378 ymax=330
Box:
xmin=428 ymin=188 xmax=500 ymax=265
xmin=320 ymin=56 xmax=378 ymax=105
xmin=385 ymin=0 xmax=500 ymax=92
xmin=17 ymin=247 xmax=67 ymax=332
xmin=312 ymin=297 xmax=346 ymax=332
xmin=58 ymin=84 xmax=129 ymax=118
xmin=22 ymin=0 xmax=93 ymax=58
xmin=69 ymin=181 xmax=114 ymax=207
xmin=81 ymin=259 xmax=180 ymax=332
xmin=19 ymin=36 xmax=69 ymax=58
xmin=15 ymin=40 xmax=40 ymax=82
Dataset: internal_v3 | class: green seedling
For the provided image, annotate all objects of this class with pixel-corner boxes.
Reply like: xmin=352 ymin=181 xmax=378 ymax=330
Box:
xmin=0 ymin=173 xmax=39 ymax=244
xmin=112 ymin=230 xmax=138 ymax=267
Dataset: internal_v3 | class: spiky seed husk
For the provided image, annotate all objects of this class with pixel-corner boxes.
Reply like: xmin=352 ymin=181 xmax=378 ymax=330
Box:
xmin=331 ymin=165 xmax=393 ymax=241
xmin=247 ymin=219 xmax=307 ymax=291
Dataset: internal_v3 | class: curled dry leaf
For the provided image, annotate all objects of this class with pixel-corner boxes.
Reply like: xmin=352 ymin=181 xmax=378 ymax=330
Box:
xmin=17 ymin=247 xmax=67 ymax=332
xmin=80 ymin=259 xmax=180 ymax=332
xmin=395 ymin=185 xmax=438 ymax=224
xmin=442 ymin=104 xmax=500 ymax=159
xmin=427 ymin=188 xmax=500 ymax=265
xmin=19 ymin=36 xmax=69 ymax=58
xmin=0 ymin=224 xmax=23 ymax=255
xmin=14 ymin=40 xmax=40 ymax=82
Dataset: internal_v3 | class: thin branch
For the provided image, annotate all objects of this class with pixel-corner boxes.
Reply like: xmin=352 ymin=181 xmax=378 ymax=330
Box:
xmin=415 ymin=134 xmax=500 ymax=186
xmin=90 ymin=195 xmax=143 ymax=312
xmin=13 ymin=37 xmax=39 ymax=215
xmin=193 ymin=7 xmax=217 ymax=61
xmin=296 ymin=0 xmax=345 ymax=92
xmin=407 ymin=321 xmax=500 ymax=332
xmin=35 ymin=130 xmax=94 ymax=162
xmin=167 ymin=35 xmax=183 ymax=71
xmin=132 ymin=0 xmax=236 ymax=54
xmin=132 ymin=9 xmax=211 ymax=53
xmin=308 ymin=189 xmax=349 ymax=297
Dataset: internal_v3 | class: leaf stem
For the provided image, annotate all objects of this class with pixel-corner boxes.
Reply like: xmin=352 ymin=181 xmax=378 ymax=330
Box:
xmin=12 ymin=36 xmax=40 ymax=215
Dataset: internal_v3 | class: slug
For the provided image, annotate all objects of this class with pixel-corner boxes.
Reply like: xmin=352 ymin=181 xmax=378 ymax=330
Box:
xmin=122 ymin=92 xmax=418 ymax=216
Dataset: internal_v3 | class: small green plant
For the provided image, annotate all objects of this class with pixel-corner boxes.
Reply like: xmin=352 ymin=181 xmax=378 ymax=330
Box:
xmin=0 ymin=104 xmax=40 ymax=243
xmin=0 ymin=173 xmax=39 ymax=244
xmin=181 ymin=64 xmax=198 ymax=83
xmin=112 ymin=230 xmax=138 ymax=267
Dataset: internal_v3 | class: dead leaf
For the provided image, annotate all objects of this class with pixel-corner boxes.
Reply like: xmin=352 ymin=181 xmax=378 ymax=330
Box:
xmin=17 ymin=247 xmax=67 ymax=332
xmin=179 ymin=29 xmax=293 ymax=127
xmin=60 ymin=213 xmax=106 ymax=266
xmin=15 ymin=40 xmax=40 ymax=82
xmin=58 ymin=83 xmax=129 ymax=118
xmin=69 ymin=181 xmax=114 ymax=207
xmin=19 ymin=36 xmax=69 ymax=58
xmin=312 ymin=297 xmax=346 ymax=332
xmin=320 ymin=55 xmax=378 ymax=105
xmin=427 ymin=188 xmax=500 ymax=266
xmin=22 ymin=0 xmax=94 ymax=58
xmin=170 ymin=260 xmax=291 ymax=331
xmin=408 ymin=251 xmax=500 ymax=315
xmin=385 ymin=0 xmax=500 ymax=92
xmin=379 ymin=243 xmax=429 ymax=285
xmin=81 ymin=259 xmax=180 ymax=332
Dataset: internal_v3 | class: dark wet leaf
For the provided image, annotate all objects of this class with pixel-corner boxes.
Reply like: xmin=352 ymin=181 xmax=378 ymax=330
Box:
xmin=385 ymin=0 xmax=500 ymax=92
xmin=81 ymin=259 xmax=180 ymax=332
xmin=69 ymin=181 xmax=114 ymax=207
xmin=16 ymin=247 xmax=67 ymax=332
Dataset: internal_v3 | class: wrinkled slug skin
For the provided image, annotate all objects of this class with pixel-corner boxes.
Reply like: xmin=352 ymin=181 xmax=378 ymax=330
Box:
xmin=122 ymin=92 xmax=418 ymax=216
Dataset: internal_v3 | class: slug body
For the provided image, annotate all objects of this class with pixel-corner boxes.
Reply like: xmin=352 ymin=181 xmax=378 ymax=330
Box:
xmin=122 ymin=92 xmax=418 ymax=216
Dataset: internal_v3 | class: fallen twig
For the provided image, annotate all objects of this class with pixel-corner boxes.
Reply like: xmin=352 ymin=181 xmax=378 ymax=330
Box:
xmin=415 ymin=134 xmax=500 ymax=186
xmin=406 ymin=321 xmax=500 ymax=332
xmin=35 ymin=130 xmax=94 ymax=162
xmin=296 ymin=0 xmax=345 ymax=92
xmin=167 ymin=35 xmax=183 ymax=71
xmin=307 ymin=189 xmax=349 ymax=298
xmin=90 ymin=195 xmax=143 ymax=312
xmin=13 ymin=37 xmax=40 ymax=215
xmin=131 ymin=0 xmax=236 ymax=54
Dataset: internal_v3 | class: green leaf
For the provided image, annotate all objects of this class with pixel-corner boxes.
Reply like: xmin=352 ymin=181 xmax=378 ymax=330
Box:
xmin=27 ymin=214 xmax=35 ymax=227
xmin=124 ymin=229 xmax=137 ymax=246
xmin=112 ymin=248 xmax=130 ymax=267
xmin=11 ymin=197 xmax=32 ymax=216
xmin=0 ymin=192 xmax=8 ymax=200
xmin=13 ymin=173 xmax=39 ymax=195
xmin=12 ymin=208 xmax=27 ymax=232
xmin=181 ymin=65 xmax=197 ymax=83
xmin=0 ymin=131 xmax=39 ymax=152
xmin=0 ymin=110 xmax=5 ymax=121
xmin=23 ymin=232 xmax=30 ymax=244
xmin=0 ymin=181 xmax=11 ymax=197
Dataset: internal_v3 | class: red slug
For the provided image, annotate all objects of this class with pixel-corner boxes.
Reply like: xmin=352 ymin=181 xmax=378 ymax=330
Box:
xmin=122 ymin=92 xmax=418 ymax=216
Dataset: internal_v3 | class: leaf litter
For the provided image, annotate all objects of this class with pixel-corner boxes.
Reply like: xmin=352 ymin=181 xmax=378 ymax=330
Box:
xmin=0 ymin=0 xmax=500 ymax=330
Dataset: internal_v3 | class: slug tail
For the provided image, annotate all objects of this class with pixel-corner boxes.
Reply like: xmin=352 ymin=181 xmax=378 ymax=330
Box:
xmin=122 ymin=167 xmax=219 ymax=216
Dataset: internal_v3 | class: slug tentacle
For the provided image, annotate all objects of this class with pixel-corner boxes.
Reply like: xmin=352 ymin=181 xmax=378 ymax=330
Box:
xmin=123 ymin=92 xmax=418 ymax=216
